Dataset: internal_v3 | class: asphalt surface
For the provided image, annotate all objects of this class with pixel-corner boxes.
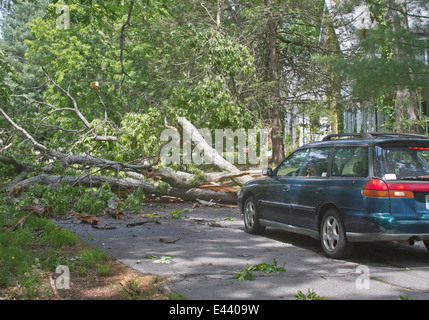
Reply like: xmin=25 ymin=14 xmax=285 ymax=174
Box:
xmin=55 ymin=202 xmax=429 ymax=300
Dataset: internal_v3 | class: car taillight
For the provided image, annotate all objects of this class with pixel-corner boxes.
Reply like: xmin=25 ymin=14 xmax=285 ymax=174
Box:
xmin=362 ymin=178 xmax=413 ymax=198
xmin=362 ymin=179 xmax=389 ymax=197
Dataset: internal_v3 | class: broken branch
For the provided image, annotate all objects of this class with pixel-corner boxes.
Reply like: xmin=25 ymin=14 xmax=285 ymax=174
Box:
xmin=0 ymin=106 xmax=48 ymax=152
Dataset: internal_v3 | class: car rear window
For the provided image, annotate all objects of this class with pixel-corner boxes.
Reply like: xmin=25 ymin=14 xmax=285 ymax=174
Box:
xmin=374 ymin=145 xmax=429 ymax=180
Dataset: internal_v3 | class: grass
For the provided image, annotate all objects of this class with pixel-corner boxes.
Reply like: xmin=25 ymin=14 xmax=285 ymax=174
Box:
xmin=0 ymin=192 xmax=170 ymax=300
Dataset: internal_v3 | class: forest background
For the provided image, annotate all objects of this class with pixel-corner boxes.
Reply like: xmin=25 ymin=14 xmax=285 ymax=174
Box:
xmin=0 ymin=0 xmax=428 ymax=202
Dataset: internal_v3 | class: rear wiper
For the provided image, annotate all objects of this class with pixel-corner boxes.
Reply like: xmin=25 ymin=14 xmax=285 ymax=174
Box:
xmin=400 ymin=175 xmax=429 ymax=181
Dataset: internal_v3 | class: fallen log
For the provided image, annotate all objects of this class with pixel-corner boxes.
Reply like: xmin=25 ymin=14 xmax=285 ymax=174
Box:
xmin=145 ymin=167 xmax=193 ymax=189
xmin=1 ymin=116 xmax=252 ymax=205
xmin=0 ymin=152 xmax=158 ymax=191
xmin=71 ymin=210 xmax=99 ymax=225
xmin=8 ymin=174 xmax=238 ymax=204
xmin=177 ymin=117 xmax=253 ymax=186
xmin=147 ymin=168 xmax=252 ymax=189
xmin=199 ymin=185 xmax=237 ymax=193
xmin=57 ymin=154 xmax=157 ymax=173
xmin=5 ymin=213 xmax=33 ymax=231
xmin=7 ymin=174 xmax=153 ymax=193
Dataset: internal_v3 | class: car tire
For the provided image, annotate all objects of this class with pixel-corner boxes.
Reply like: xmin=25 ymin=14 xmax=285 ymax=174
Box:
xmin=243 ymin=196 xmax=265 ymax=235
xmin=423 ymin=240 xmax=429 ymax=252
xmin=320 ymin=208 xmax=354 ymax=259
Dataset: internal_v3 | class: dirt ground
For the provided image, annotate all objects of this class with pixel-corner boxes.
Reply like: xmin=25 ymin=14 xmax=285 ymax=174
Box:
xmin=1 ymin=232 xmax=172 ymax=300
xmin=53 ymin=240 xmax=172 ymax=300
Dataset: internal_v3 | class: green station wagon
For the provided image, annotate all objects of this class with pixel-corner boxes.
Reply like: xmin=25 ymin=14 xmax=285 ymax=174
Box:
xmin=238 ymin=133 xmax=429 ymax=258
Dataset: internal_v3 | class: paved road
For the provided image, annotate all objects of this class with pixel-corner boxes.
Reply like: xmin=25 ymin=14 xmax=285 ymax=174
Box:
xmin=56 ymin=202 xmax=429 ymax=300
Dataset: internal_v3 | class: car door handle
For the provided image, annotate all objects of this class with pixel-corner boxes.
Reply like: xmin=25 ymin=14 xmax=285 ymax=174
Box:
xmin=283 ymin=185 xmax=290 ymax=192
xmin=316 ymin=188 xmax=324 ymax=194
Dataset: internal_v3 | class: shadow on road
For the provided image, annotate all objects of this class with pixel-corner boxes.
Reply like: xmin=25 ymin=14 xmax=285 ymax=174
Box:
xmin=56 ymin=202 xmax=429 ymax=300
xmin=260 ymin=227 xmax=429 ymax=269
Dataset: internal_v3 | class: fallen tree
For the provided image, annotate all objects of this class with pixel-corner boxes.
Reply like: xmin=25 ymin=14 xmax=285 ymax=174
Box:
xmin=0 ymin=63 xmax=261 ymax=205
xmin=7 ymin=173 xmax=238 ymax=203
xmin=1 ymin=107 xmax=255 ymax=204
xmin=176 ymin=117 xmax=254 ymax=186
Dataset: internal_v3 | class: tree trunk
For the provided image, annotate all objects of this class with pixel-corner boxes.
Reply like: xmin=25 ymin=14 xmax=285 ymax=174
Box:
xmin=0 ymin=113 xmax=248 ymax=204
xmin=9 ymin=174 xmax=238 ymax=204
xmin=265 ymin=0 xmax=285 ymax=165
xmin=177 ymin=117 xmax=253 ymax=185
xmin=390 ymin=0 xmax=422 ymax=134
xmin=394 ymin=87 xmax=421 ymax=133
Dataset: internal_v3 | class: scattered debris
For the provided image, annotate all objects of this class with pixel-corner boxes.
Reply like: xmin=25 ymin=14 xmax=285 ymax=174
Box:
xmin=71 ymin=210 xmax=99 ymax=225
xmin=49 ymin=275 xmax=59 ymax=297
xmin=119 ymin=275 xmax=140 ymax=296
xmin=194 ymin=199 xmax=239 ymax=208
xmin=4 ymin=213 xmax=34 ymax=231
xmin=92 ymin=224 xmax=117 ymax=230
xmin=208 ymin=222 xmax=223 ymax=228
xmin=19 ymin=203 xmax=54 ymax=217
xmin=7 ymin=185 xmax=21 ymax=196
xmin=153 ymin=255 xmax=173 ymax=264
xmin=196 ymin=199 xmax=218 ymax=207
xmin=159 ymin=237 xmax=181 ymax=244
xmin=111 ymin=209 xmax=125 ymax=220
xmin=126 ymin=220 xmax=160 ymax=228
xmin=103 ymin=198 xmax=125 ymax=220
xmin=5 ymin=203 xmax=56 ymax=231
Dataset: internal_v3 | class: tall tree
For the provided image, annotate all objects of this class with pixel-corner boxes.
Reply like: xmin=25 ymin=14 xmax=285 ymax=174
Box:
xmin=217 ymin=0 xmax=327 ymax=162
xmin=388 ymin=0 xmax=422 ymax=133
xmin=264 ymin=0 xmax=285 ymax=163
xmin=0 ymin=0 xmax=50 ymax=98
xmin=319 ymin=0 xmax=429 ymax=133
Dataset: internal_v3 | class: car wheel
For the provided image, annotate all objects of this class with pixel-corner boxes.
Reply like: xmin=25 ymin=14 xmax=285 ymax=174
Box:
xmin=320 ymin=208 xmax=353 ymax=259
xmin=243 ymin=196 xmax=265 ymax=234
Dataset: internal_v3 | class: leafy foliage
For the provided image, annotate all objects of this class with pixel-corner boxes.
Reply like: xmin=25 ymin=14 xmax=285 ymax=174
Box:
xmin=234 ymin=259 xmax=286 ymax=281
xmin=295 ymin=289 xmax=329 ymax=300
xmin=1 ymin=0 xmax=428 ymax=189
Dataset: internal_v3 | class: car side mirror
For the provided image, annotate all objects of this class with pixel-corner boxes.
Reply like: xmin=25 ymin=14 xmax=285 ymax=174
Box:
xmin=262 ymin=167 xmax=273 ymax=177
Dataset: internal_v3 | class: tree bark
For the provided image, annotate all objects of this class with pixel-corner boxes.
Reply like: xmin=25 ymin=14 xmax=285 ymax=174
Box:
xmin=265 ymin=0 xmax=285 ymax=164
xmin=8 ymin=174 xmax=238 ymax=204
xmin=389 ymin=0 xmax=422 ymax=134
xmin=177 ymin=117 xmax=253 ymax=185
xmin=0 ymin=113 xmax=248 ymax=204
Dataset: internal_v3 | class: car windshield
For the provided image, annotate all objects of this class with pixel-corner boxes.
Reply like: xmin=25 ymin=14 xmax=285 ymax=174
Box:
xmin=374 ymin=145 xmax=429 ymax=180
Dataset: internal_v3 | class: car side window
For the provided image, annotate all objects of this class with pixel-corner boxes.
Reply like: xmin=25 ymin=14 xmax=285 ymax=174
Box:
xmin=332 ymin=147 xmax=368 ymax=177
xmin=275 ymin=149 xmax=309 ymax=177
xmin=298 ymin=148 xmax=331 ymax=177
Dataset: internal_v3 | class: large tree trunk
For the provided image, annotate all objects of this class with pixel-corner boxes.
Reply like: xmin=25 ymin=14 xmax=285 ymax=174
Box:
xmin=177 ymin=117 xmax=253 ymax=185
xmin=10 ymin=174 xmax=238 ymax=204
xmin=390 ymin=0 xmax=422 ymax=134
xmin=265 ymin=0 xmax=285 ymax=164
xmin=394 ymin=87 xmax=421 ymax=133
xmin=0 ymin=114 xmax=251 ymax=205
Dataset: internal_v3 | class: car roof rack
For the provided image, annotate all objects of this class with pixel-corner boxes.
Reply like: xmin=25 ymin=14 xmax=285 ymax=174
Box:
xmin=322 ymin=132 xmax=428 ymax=141
xmin=367 ymin=132 xmax=428 ymax=139
xmin=322 ymin=133 xmax=373 ymax=141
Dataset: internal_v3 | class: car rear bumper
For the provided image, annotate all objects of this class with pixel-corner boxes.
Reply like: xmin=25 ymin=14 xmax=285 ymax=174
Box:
xmin=346 ymin=212 xmax=429 ymax=242
xmin=346 ymin=232 xmax=429 ymax=242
